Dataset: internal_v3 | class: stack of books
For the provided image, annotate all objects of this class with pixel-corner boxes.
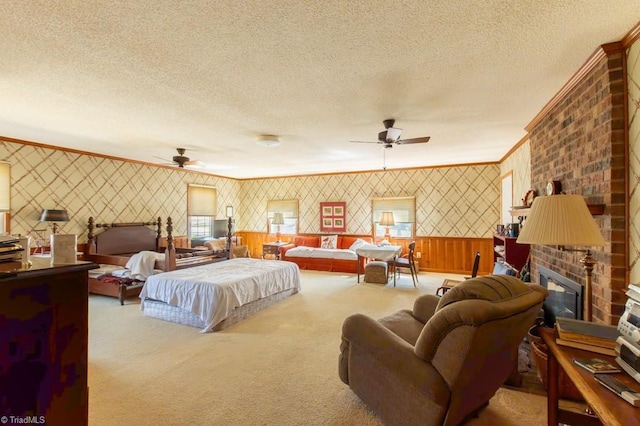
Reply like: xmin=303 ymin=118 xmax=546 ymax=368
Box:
xmin=0 ymin=235 xmax=23 ymax=262
xmin=555 ymin=317 xmax=620 ymax=356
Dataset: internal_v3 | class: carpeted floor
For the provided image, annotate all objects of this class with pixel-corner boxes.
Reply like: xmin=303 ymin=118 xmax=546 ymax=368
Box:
xmin=88 ymin=270 xmax=547 ymax=425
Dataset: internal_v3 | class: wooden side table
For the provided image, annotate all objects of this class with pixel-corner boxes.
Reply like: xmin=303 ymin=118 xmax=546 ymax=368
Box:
xmin=540 ymin=327 xmax=640 ymax=426
xmin=262 ymin=242 xmax=287 ymax=260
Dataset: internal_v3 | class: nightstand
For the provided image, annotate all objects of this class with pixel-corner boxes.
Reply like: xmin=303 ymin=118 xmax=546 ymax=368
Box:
xmin=262 ymin=242 xmax=287 ymax=260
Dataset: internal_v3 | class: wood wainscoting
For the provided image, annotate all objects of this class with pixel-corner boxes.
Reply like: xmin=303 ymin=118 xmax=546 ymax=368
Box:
xmin=236 ymin=232 xmax=494 ymax=276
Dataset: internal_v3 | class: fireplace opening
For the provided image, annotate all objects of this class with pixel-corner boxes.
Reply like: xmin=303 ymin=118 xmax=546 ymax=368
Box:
xmin=538 ymin=265 xmax=583 ymax=326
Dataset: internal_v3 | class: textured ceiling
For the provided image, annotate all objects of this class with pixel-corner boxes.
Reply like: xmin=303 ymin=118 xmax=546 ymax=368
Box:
xmin=0 ymin=1 xmax=639 ymax=179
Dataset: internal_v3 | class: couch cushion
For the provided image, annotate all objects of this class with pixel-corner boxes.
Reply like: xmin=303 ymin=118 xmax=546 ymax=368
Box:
xmin=294 ymin=236 xmax=320 ymax=248
xmin=339 ymin=236 xmax=373 ymax=250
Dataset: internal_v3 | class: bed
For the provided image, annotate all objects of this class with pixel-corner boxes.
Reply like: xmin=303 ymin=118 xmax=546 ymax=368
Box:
xmin=84 ymin=216 xmax=228 ymax=304
xmin=140 ymin=257 xmax=301 ymax=332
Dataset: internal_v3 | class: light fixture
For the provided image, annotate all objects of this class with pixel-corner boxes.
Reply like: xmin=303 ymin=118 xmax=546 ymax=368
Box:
xmin=256 ymin=135 xmax=280 ymax=147
xmin=516 ymin=194 xmax=606 ymax=321
xmin=272 ymin=212 xmax=285 ymax=243
xmin=39 ymin=209 xmax=70 ymax=234
xmin=379 ymin=212 xmax=395 ymax=241
xmin=226 ymin=206 xmax=234 ymax=217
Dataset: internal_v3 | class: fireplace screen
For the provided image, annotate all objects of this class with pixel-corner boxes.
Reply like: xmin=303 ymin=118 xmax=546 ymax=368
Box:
xmin=538 ymin=266 xmax=583 ymax=326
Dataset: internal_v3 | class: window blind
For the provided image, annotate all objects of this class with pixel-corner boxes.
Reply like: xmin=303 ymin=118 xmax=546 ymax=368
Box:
xmin=188 ymin=185 xmax=217 ymax=216
xmin=372 ymin=197 xmax=415 ymax=222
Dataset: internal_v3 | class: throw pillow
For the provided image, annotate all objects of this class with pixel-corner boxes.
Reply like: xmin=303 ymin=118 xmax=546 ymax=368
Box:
xmin=321 ymin=235 xmax=338 ymax=249
xmin=349 ymin=238 xmax=367 ymax=251
xmin=492 ymin=262 xmax=517 ymax=276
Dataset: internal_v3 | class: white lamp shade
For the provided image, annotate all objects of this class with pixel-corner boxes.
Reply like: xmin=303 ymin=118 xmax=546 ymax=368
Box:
xmin=0 ymin=162 xmax=10 ymax=212
xmin=516 ymin=194 xmax=605 ymax=247
xmin=379 ymin=211 xmax=395 ymax=227
xmin=272 ymin=212 xmax=285 ymax=225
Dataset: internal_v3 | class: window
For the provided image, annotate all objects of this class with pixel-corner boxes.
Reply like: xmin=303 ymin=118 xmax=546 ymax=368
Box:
xmin=187 ymin=184 xmax=217 ymax=239
xmin=372 ymin=196 xmax=416 ymax=239
xmin=267 ymin=199 xmax=298 ymax=235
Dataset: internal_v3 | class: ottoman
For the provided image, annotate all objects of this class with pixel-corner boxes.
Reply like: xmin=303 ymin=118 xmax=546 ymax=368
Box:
xmin=364 ymin=261 xmax=388 ymax=284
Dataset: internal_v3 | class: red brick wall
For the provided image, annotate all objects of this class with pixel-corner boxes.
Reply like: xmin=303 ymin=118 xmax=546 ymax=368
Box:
xmin=527 ymin=49 xmax=626 ymax=325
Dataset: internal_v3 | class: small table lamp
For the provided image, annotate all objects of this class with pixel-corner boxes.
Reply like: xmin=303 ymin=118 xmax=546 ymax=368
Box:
xmin=516 ymin=194 xmax=605 ymax=322
xmin=380 ymin=212 xmax=395 ymax=241
xmin=272 ymin=212 xmax=285 ymax=243
xmin=39 ymin=209 xmax=70 ymax=234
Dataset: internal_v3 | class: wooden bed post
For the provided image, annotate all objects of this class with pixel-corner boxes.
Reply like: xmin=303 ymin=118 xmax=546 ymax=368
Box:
xmin=165 ymin=217 xmax=176 ymax=271
xmin=87 ymin=217 xmax=97 ymax=255
xmin=227 ymin=217 xmax=233 ymax=259
xmin=156 ymin=217 xmax=162 ymax=250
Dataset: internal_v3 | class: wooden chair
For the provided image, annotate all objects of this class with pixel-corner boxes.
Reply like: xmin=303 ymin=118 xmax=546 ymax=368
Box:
xmin=465 ymin=251 xmax=480 ymax=280
xmin=388 ymin=241 xmax=418 ymax=287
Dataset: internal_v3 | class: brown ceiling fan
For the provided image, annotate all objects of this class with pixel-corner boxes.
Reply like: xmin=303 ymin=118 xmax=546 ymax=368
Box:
xmin=351 ymin=119 xmax=431 ymax=148
xmin=155 ymin=148 xmax=204 ymax=168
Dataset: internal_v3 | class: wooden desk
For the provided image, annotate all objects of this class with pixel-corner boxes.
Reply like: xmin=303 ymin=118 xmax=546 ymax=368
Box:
xmin=540 ymin=327 xmax=640 ymax=425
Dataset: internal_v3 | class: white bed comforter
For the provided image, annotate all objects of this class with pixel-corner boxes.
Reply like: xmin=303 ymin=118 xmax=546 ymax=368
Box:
xmin=140 ymin=258 xmax=301 ymax=332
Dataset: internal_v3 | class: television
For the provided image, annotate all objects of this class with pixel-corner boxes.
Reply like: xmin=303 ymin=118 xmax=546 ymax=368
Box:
xmin=213 ymin=219 xmax=235 ymax=238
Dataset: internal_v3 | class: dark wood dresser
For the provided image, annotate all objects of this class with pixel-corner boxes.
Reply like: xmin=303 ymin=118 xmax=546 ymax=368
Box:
xmin=0 ymin=259 xmax=98 ymax=425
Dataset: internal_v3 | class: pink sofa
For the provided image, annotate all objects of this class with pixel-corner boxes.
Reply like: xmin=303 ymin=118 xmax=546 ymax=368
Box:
xmin=279 ymin=235 xmax=373 ymax=273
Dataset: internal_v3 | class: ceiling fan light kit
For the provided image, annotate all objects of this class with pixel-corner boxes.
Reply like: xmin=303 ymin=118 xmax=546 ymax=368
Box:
xmin=256 ymin=135 xmax=280 ymax=147
xmin=351 ymin=118 xmax=431 ymax=148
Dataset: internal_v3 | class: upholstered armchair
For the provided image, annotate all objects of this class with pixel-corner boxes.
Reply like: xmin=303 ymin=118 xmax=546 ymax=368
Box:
xmin=339 ymin=275 xmax=547 ymax=425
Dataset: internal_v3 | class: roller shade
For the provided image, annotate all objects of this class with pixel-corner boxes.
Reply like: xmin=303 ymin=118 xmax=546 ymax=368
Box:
xmin=267 ymin=199 xmax=298 ymax=218
xmin=372 ymin=197 xmax=415 ymax=223
xmin=188 ymin=185 xmax=217 ymax=216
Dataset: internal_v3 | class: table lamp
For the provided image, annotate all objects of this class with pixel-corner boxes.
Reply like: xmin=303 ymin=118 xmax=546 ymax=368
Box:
xmin=39 ymin=209 xmax=70 ymax=234
xmin=516 ymin=194 xmax=605 ymax=321
xmin=380 ymin=212 xmax=395 ymax=241
xmin=272 ymin=212 xmax=285 ymax=243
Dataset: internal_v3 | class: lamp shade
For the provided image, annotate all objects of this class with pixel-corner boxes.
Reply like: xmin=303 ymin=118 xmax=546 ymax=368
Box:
xmin=226 ymin=205 xmax=234 ymax=217
xmin=516 ymin=195 xmax=605 ymax=247
xmin=272 ymin=212 xmax=285 ymax=225
xmin=39 ymin=209 xmax=70 ymax=222
xmin=379 ymin=212 xmax=395 ymax=227
xmin=0 ymin=162 xmax=10 ymax=212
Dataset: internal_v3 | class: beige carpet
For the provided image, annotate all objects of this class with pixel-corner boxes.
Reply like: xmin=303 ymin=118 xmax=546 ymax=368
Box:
xmin=88 ymin=270 xmax=547 ymax=425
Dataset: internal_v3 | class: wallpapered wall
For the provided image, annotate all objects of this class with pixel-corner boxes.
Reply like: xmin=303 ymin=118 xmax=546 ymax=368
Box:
xmin=500 ymin=139 xmax=531 ymax=209
xmin=0 ymin=139 xmax=240 ymax=242
xmin=628 ymin=39 xmax=640 ymax=282
xmin=235 ymin=164 xmax=500 ymax=237
xmin=1 ymin=138 xmax=501 ymax=242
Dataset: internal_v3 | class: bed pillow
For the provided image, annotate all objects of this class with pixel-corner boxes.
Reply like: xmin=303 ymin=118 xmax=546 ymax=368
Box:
xmin=321 ymin=235 xmax=338 ymax=249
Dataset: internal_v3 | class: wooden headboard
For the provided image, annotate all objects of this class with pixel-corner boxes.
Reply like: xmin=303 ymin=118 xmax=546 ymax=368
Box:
xmin=86 ymin=217 xmax=162 ymax=255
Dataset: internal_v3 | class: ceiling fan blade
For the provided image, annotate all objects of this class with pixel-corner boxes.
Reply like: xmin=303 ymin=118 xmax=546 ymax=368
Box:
xmin=396 ymin=136 xmax=431 ymax=145
xmin=350 ymin=140 xmax=380 ymax=144
xmin=386 ymin=127 xmax=402 ymax=142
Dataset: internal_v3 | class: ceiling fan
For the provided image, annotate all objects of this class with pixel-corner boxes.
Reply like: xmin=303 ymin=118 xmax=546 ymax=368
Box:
xmin=351 ymin=119 xmax=431 ymax=148
xmin=156 ymin=148 xmax=204 ymax=168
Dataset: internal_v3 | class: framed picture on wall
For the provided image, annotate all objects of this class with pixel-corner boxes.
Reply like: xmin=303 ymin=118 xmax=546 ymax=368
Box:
xmin=320 ymin=201 xmax=346 ymax=232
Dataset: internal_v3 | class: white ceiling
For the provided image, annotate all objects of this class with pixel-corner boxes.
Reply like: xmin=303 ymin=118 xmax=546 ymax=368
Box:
xmin=0 ymin=1 xmax=639 ymax=179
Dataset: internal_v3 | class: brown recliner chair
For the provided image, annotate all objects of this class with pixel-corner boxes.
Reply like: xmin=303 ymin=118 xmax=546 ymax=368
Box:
xmin=339 ymin=275 xmax=547 ymax=426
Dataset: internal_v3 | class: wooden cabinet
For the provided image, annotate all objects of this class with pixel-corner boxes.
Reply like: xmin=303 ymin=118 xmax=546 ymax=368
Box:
xmin=493 ymin=234 xmax=530 ymax=272
xmin=0 ymin=259 xmax=98 ymax=425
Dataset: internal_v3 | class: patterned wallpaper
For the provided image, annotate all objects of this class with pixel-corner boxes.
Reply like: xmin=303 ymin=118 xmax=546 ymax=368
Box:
xmin=0 ymin=139 xmax=239 ymax=242
xmin=628 ymin=40 xmax=640 ymax=282
xmin=500 ymin=139 xmax=531 ymax=208
xmin=239 ymin=165 xmax=500 ymax=238
xmin=1 ymin=138 xmax=501 ymax=242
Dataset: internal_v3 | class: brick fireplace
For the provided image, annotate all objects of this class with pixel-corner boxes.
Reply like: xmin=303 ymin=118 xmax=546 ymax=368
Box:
xmin=525 ymin=43 xmax=627 ymax=325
